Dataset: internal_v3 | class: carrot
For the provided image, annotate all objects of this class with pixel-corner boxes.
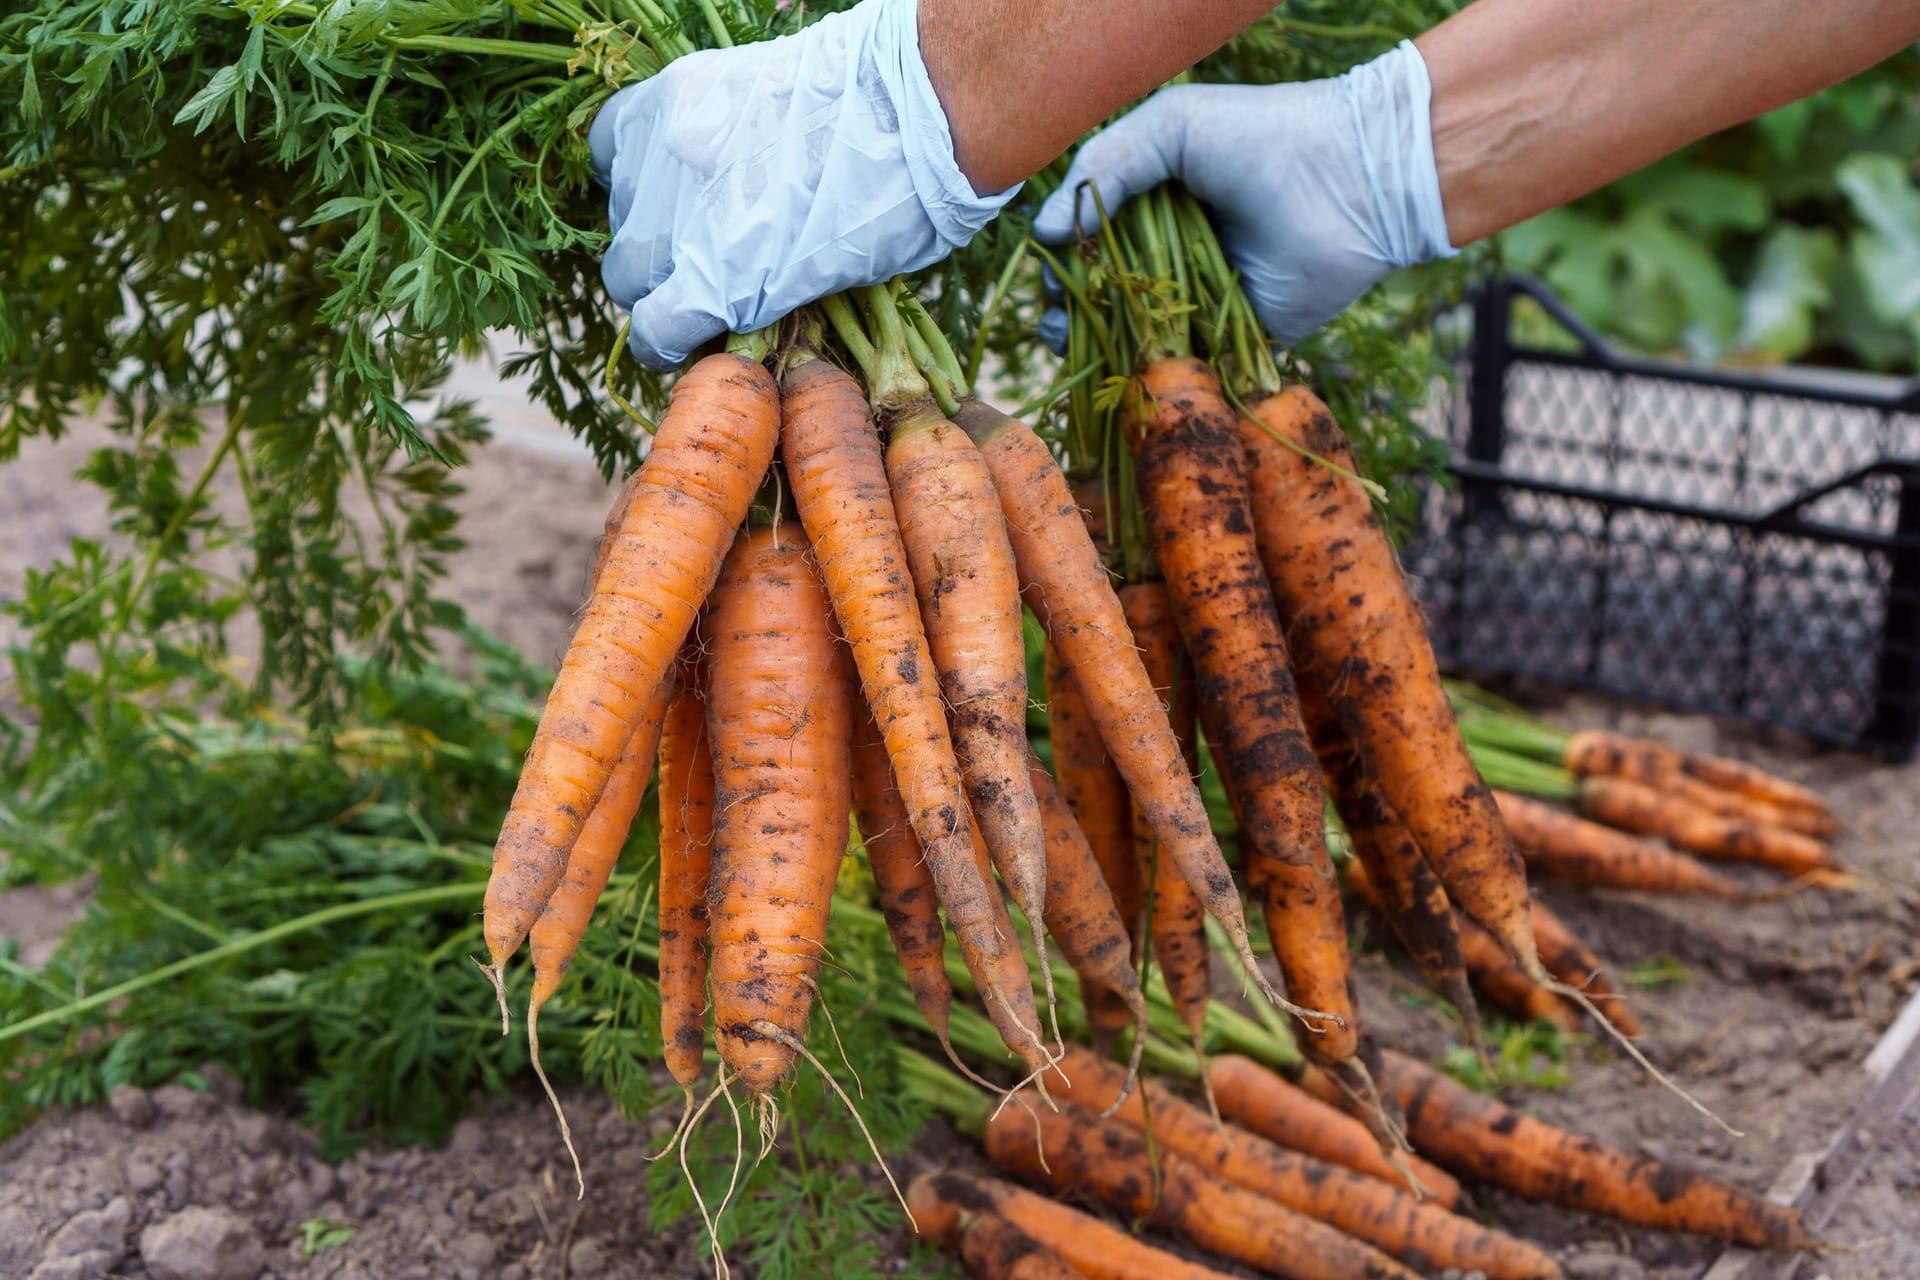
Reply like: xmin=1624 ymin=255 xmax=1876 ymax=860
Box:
xmin=962 ymin=809 xmax=1058 ymax=1085
xmin=1529 ymin=899 xmax=1641 ymax=1037
xmin=1377 ymin=1050 xmax=1811 ymax=1248
xmin=484 ymin=352 xmax=778 ymax=997
xmin=954 ymin=397 xmax=1276 ymax=1007
xmin=885 ymin=394 xmax=1053 ymax=1009
xmin=658 ymin=646 xmax=717 ymax=1093
xmin=959 ymin=1214 xmax=1091 ymax=1280
xmin=1027 ymin=749 xmax=1149 ymax=1089
xmin=1578 ymin=776 xmax=1838 ymax=878
xmin=1124 ymin=361 xmax=1355 ymax=1059
xmin=1297 ymin=672 xmax=1482 ymax=1054
xmin=1045 ymin=642 xmax=1141 ymax=950
xmin=851 ymin=711 xmax=963 ymax=1073
xmin=909 ymin=1171 xmax=1239 ymax=1280
xmin=1237 ymin=385 xmax=1541 ymax=979
xmin=984 ymin=1093 xmax=1420 ymax=1280
xmin=1045 ymin=644 xmax=1141 ymax=1052
xmin=1211 ymin=1053 xmax=1459 ymax=1207
xmin=1564 ymin=730 xmax=1834 ymax=835
xmin=1453 ymin=893 xmax=1581 ymax=1032
xmin=525 ymin=665 xmax=677 ymax=1194
xmin=1495 ymin=791 xmax=1751 ymax=900
xmin=1117 ymin=581 xmax=1211 ymax=1064
xmin=1052 ymin=1047 xmax=1558 ymax=1280
xmin=703 ymin=525 xmax=856 ymax=1097
xmin=780 ymin=351 xmax=1031 ymax=1049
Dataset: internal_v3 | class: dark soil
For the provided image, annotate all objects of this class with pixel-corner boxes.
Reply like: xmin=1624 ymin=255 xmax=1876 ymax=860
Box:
xmin=4 ymin=384 xmax=1917 ymax=1279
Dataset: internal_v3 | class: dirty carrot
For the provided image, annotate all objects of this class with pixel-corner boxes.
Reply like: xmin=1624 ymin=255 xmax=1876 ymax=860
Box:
xmin=1237 ymin=384 xmax=1541 ymax=978
xmin=1207 ymin=1055 xmax=1462 ymax=1208
xmin=953 ymin=396 xmax=1274 ymax=1006
xmin=1045 ymin=642 xmax=1141 ymax=1052
xmin=1578 ymin=776 xmax=1838 ymax=878
xmin=1125 ymin=361 xmax=1355 ymax=1058
xmin=657 ymin=646 xmax=716 ymax=1094
xmin=1563 ymin=730 xmax=1834 ymax=835
xmin=1451 ymin=893 xmax=1582 ymax=1032
xmin=1027 ymin=750 xmax=1150 ymax=1093
xmin=1377 ymin=1050 xmax=1811 ymax=1248
xmin=851 ymin=712 xmax=961 ymax=1070
xmin=780 ymin=344 xmax=1029 ymax=1046
xmin=959 ymin=1214 xmax=1091 ymax=1280
xmin=883 ymin=390 xmax=1054 ymax=1021
xmin=1298 ymin=672 xmax=1484 ymax=1056
xmin=1529 ymin=899 xmax=1640 ymax=1037
xmin=1495 ymin=791 xmax=1751 ymax=899
xmin=1118 ymin=581 xmax=1211 ymax=1068
xmin=1052 ymin=1047 xmax=1558 ymax=1280
xmin=704 ymin=525 xmax=856 ymax=1098
xmin=984 ymin=1093 xmax=1420 ymax=1280
xmin=908 ymin=1170 xmax=1238 ymax=1280
xmin=484 ymin=352 xmax=778 ymax=999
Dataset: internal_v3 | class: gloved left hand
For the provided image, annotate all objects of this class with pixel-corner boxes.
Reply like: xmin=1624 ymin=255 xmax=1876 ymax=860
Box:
xmin=588 ymin=0 xmax=1020 ymax=370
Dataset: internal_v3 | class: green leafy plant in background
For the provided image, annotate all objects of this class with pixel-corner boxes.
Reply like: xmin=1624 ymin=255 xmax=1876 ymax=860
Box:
xmin=1500 ymin=53 xmax=1920 ymax=369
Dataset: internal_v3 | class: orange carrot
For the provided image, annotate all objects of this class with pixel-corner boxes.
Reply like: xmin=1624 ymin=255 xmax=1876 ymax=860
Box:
xmin=959 ymin=1214 xmax=1091 ymax=1280
xmin=909 ymin=1171 xmax=1238 ymax=1280
xmin=1027 ymin=750 xmax=1149 ymax=1082
xmin=1053 ymin=1047 xmax=1558 ymax=1279
xmin=1378 ymin=1050 xmax=1811 ymax=1248
xmin=1125 ymin=361 xmax=1356 ymax=1065
xmin=1297 ymin=672 xmax=1482 ymax=1052
xmin=954 ymin=397 xmax=1274 ymax=1005
xmin=1207 ymin=1054 xmax=1461 ymax=1209
xmin=658 ymin=646 xmax=716 ymax=1092
xmin=851 ymin=713 xmax=957 ymax=1066
xmin=1495 ymin=791 xmax=1751 ymax=899
xmin=704 ymin=525 xmax=855 ymax=1096
xmin=1045 ymin=643 xmax=1140 ymax=1051
xmin=781 ymin=352 xmax=1029 ymax=1046
xmin=1529 ymin=899 xmax=1641 ymax=1038
xmin=1578 ymin=776 xmax=1837 ymax=878
xmin=1238 ymin=385 xmax=1541 ymax=978
xmin=1454 ymin=896 xmax=1581 ymax=1032
xmin=484 ymin=353 xmax=777 ymax=995
xmin=886 ymin=395 xmax=1052 ymax=995
xmin=1118 ymin=581 xmax=1210 ymax=1061
xmin=984 ymin=1094 xmax=1420 ymax=1280
xmin=1564 ymin=730 xmax=1834 ymax=836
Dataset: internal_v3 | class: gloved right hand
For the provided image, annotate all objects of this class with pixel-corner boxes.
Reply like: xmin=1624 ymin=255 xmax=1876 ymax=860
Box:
xmin=589 ymin=0 xmax=1020 ymax=370
xmin=1033 ymin=40 xmax=1457 ymax=352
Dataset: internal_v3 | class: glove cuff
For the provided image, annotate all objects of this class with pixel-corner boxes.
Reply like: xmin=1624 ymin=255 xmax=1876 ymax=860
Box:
xmin=1344 ymin=40 xmax=1458 ymax=267
xmin=877 ymin=0 xmax=1023 ymax=249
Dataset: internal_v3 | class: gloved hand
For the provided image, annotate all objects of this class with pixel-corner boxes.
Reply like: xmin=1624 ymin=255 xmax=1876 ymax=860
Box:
xmin=589 ymin=0 xmax=1020 ymax=370
xmin=1032 ymin=40 xmax=1456 ymax=352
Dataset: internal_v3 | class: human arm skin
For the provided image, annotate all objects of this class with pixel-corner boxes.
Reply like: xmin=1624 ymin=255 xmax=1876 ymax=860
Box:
xmin=919 ymin=0 xmax=1276 ymax=193
xmin=1419 ymin=0 xmax=1920 ymax=244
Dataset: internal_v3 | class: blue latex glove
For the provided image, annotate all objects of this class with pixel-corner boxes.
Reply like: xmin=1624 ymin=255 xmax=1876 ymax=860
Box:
xmin=1032 ymin=41 xmax=1456 ymax=352
xmin=589 ymin=0 xmax=1020 ymax=369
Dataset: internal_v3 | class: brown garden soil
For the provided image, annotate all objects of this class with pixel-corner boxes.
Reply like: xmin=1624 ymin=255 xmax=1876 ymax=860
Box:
xmin=3 ymin=403 xmax=1917 ymax=1280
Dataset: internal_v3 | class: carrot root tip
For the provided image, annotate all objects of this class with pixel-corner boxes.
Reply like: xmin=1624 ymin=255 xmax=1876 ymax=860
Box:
xmin=527 ymin=1000 xmax=584 ymax=1200
xmin=1547 ymin=975 xmax=1746 ymax=1138
xmin=474 ymin=956 xmax=511 ymax=1036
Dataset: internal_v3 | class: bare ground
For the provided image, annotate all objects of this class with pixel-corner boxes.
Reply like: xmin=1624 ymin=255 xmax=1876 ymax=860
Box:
xmin=3 ymin=393 xmax=1917 ymax=1280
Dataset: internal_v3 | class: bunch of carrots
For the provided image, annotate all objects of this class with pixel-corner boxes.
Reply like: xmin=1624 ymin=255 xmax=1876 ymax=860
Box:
xmin=475 ymin=167 xmax=1834 ymax=1273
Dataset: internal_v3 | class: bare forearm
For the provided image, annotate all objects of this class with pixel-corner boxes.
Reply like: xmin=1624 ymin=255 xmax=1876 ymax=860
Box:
xmin=1421 ymin=0 xmax=1920 ymax=245
xmin=920 ymin=0 xmax=1276 ymax=193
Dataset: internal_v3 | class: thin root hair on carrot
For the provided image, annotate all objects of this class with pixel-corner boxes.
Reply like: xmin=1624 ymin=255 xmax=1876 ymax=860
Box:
xmin=747 ymin=1019 xmax=916 ymax=1230
xmin=475 ymin=956 xmax=510 ymax=1036
xmin=800 ymin=975 xmax=864 ymax=1100
xmin=645 ymin=1085 xmax=699 ymax=1166
xmin=679 ymin=1068 xmax=742 ymax=1280
xmin=527 ymin=993 xmax=584 ymax=1199
xmin=1551 ymin=979 xmax=1744 ymax=1138
xmin=1094 ymin=993 xmax=1151 ymax=1121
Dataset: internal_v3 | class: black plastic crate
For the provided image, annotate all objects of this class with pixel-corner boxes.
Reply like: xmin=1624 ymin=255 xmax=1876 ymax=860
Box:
xmin=1404 ymin=276 xmax=1920 ymax=760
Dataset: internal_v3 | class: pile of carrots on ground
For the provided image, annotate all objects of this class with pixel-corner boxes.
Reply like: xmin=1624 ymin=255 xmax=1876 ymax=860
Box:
xmin=475 ymin=178 xmax=1844 ymax=1275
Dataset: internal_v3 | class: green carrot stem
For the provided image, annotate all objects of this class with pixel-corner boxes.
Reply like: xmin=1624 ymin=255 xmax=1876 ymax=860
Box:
xmin=857 ymin=283 xmax=934 ymax=412
xmin=1466 ymin=742 xmax=1579 ymax=801
xmin=965 ymin=240 xmax=1031 ymax=391
xmin=895 ymin=1047 xmax=992 ymax=1136
xmin=0 ymin=883 xmax=482 ymax=1047
xmin=724 ymin=326 xmax=774 ymax=365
